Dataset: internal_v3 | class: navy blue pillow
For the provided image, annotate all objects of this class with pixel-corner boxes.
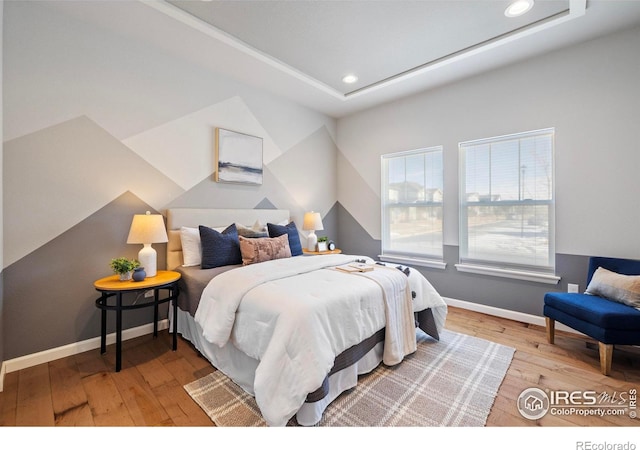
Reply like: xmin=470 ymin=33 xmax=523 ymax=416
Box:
xmin=267 ymin=222 xmax=303 ymax=256
xmin=199 ymin=224 xmax=242 ymax=269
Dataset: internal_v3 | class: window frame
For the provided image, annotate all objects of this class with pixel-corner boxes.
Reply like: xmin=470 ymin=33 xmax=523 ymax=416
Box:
xmin=380 ymin=146 xmax=446 ymax=269
xmin=456 ymin=128 xmax=560 ymax=284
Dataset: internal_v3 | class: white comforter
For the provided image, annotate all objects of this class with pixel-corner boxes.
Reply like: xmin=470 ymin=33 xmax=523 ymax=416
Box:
xmin=194 ymin=254 xmax=447 ymax=426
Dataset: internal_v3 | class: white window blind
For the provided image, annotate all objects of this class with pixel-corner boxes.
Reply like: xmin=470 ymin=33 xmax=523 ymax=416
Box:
xmin=459 ymin=128 xmax=555 ymax=274
xmin=381 ymin=146 xmax=444 ymax=262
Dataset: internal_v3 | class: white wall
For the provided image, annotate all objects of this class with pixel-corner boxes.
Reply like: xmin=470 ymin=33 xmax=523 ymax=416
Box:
xmin=337 ymin=24 xmax=640 ymax=260
xmin=1 ymin=0 xmax=5 ymax=378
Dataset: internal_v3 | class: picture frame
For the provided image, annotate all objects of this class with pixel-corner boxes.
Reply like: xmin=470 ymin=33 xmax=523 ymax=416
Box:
xmin=317 ymin=241 xmax=328 ymax=252
xmin=215 ymin=128 xmax=263 ymax=185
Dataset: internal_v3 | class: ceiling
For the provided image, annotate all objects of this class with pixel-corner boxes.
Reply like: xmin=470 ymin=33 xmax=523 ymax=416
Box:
xmin=147 ymin=0 xmax=640 ymax=118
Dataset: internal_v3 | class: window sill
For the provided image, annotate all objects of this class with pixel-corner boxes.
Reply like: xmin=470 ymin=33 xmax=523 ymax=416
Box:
xmin=454 ymin=263 xmax=561 ymax=285
xmin=379 ymin=255 xmax=447 ymax=270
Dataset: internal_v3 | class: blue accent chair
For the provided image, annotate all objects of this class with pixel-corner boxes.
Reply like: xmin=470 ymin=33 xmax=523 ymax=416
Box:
xmin=544 ymin=257 xmax=640 ymax=376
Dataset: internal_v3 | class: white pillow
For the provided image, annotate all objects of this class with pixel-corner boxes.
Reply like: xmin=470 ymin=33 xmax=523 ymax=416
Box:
xmin=180 ymin=227 xmax=202 ymax=267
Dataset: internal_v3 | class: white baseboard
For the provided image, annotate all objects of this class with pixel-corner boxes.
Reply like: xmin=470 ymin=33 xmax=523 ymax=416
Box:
xmin=443 ymin=297 xmax=582 ymax=335
xmin=0 ymin=319 xmax=169 ymax=392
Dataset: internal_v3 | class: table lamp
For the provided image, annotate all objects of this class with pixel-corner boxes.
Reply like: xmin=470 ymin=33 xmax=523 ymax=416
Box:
xmin=303 ymin=211 xmax=324 ymax=251
xmin=126 ymin=211 xmax=168 ymax=277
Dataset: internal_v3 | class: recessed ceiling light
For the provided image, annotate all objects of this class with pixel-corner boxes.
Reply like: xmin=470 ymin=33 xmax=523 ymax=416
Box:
xmin=342 ymin=74 xmax=358 ymax=84
xmin=505 ymin=0 xmax=534 ymax=17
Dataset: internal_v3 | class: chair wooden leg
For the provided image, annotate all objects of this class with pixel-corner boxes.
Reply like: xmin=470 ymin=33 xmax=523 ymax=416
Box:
xmin=598 ymin=342 xmax=613 ymax=376
xmin=545 ymin=317 xmax=555 ymax=344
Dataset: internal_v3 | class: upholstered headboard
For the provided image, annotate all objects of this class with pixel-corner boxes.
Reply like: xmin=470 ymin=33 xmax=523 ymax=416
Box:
xmin=165 ymin=208 xmax=291 ymax=270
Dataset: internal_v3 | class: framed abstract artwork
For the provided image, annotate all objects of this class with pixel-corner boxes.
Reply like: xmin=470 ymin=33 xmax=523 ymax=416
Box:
xmin=215 ymin=128 xmax=263 ymax=185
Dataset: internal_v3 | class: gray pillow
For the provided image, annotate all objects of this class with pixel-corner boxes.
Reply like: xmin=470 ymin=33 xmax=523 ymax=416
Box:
xmin=237 ymin=223 xmax=269 ymax=239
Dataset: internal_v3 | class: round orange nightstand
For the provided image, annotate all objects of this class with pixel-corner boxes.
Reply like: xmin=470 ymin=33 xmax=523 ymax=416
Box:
xmin=94 ymin=270 xmax=181 ymax=372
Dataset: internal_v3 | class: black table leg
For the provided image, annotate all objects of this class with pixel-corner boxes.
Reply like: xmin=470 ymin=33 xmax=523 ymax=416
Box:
xmin=100 ymin=293 xmax=107 ymax=354
xmin=172 ymin=285 xmax=178 ymax=351
xmin=153 ymin=288 xmax=159 ymax=338
xmin=116 ymin=292 xmax=122 ymax=372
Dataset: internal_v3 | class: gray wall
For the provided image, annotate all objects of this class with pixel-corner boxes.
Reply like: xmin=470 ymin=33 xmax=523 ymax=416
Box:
xmin=336 ymin=24 xmax=640 ymax=316
xmin=1 ymin=0 xmax=5 ymax=371
xmin=2 ymin=1 xmax=338 ymax=360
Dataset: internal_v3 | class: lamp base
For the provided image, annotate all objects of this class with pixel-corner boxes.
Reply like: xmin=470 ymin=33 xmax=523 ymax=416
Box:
xmin=307 ymin=231 xmax=318 ymax=251
xmin=138 ymin=244 xmax=158 ymax=277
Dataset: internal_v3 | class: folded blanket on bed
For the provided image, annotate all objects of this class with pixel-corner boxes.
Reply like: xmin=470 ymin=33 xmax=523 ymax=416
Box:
xmin=352 ymin=266 xmax=417 ymax=365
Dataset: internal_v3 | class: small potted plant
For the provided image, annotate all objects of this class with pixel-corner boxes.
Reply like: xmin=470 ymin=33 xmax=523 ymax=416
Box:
xmin=110 ymin=257 xmax=140 ymax=281
xmin=317 ymin=236 xmax=328 ymax=252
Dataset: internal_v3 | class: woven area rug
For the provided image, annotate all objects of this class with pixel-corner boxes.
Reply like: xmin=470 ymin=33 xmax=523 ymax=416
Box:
xmin=183 ymin=329 xmax=515 ymax=427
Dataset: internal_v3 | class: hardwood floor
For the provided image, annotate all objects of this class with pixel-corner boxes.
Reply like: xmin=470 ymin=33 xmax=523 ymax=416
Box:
xmin=445 ymin=307 xmax=640 ymax=427
xmin=1 ymin=306 xmax=638 ymax=427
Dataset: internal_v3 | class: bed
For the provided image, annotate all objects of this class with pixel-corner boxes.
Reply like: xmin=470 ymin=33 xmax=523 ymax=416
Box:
xmin=166 ymin=207 xmax=448 ymax=426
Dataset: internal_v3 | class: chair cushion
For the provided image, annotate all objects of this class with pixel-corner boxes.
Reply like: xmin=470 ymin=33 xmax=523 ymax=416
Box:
xmin=544 ymin=292 xmax=640 ymax=331
xmin=543 ymin=304 xmax=640 ymax=344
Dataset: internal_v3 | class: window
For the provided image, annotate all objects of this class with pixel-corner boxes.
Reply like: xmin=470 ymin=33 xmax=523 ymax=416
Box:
xmin=381 ymin=146 xmax=444 ymax=267
xmin=458 ymin=128 xmax=558 ymax=283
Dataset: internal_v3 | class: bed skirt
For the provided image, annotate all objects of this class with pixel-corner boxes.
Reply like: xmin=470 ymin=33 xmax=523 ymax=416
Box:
xmin=172 ymin=306 xmax=399 ymax=426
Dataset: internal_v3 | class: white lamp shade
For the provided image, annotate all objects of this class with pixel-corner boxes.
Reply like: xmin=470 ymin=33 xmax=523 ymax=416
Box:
xmin=126 ymin=212 xmax=168 ymax=244
xmin=126 ymin=211 xmax=168 ymax=277
xmin=303 ymin=212 xmax=324 ymax=231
